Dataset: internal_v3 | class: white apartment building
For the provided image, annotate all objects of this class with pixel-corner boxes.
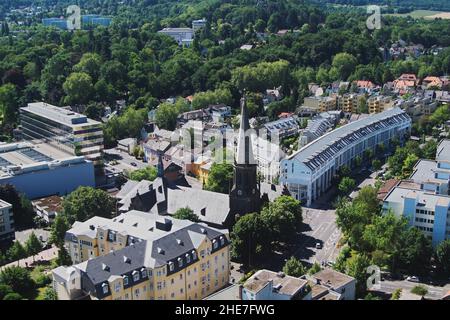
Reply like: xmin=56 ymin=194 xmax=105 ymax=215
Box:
xmin=0 ymin=200 xmax=14 ymax=243
xmin=280 ymin=107 xmax=411 ymax=206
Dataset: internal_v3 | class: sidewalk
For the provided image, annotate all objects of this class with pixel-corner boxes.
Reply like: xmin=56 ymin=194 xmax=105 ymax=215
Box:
xmin=0 ymin=246 xmax=59 ymax=271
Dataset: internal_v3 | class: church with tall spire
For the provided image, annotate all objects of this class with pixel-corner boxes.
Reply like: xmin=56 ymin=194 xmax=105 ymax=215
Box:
xmin=116 ymin=93 xmax=288 ymax=230
xmin=229 ymin=94 xmax=261 ymax=217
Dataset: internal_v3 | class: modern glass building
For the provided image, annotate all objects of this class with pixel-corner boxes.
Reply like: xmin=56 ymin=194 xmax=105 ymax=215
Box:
xmin=20 ymin=102 xmax=104 ymax=166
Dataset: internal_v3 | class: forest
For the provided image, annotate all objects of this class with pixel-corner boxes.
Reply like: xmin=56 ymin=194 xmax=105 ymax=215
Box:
xmin=0 ymin=0 xmax=450 ymax=145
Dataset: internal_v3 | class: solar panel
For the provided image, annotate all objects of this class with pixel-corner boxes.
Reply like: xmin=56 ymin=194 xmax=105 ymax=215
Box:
xmin=18 ymin=148 xmax=53 ymax=162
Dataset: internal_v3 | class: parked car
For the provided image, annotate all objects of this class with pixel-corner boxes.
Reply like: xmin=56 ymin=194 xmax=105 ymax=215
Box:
xmin=406 ymin=276 xmax=420 ymax=282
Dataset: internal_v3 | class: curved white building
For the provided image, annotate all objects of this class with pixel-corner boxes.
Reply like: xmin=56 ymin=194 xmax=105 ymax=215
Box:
xmin=280 ymin=107 xmax=411 ymax=206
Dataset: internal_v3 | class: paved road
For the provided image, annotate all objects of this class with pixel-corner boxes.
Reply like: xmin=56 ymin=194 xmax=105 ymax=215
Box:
xmin=0 ymin=246 xmax=58 ymax=271
xmin=104 ymin=148 xmax=148 ymax=172
xmin=294 ymin=208 xmax=342 ymax=265
xmin=375 ymin=280 xmax=447 ymax=300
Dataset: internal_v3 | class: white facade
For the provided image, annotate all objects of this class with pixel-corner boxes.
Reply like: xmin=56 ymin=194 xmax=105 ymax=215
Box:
xmin=158 ymin=28 xmax=194 ymax=46
xmin=0 ymin=200 xmax=14 ymax=243
xmin=281 ymin=108 xmax=411 ymax=206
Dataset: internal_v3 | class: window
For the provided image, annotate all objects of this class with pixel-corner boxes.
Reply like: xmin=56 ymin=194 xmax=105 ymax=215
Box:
xmin=102 ymin=284 xmax=109 ymax=294
xmin=157 ymin=282 xmax=162 ymax=290
xmin=135 ymin=288 xmax=140 ymax=297
xmin=133 ymin=272 xmax=140 ymax=282
xmin=213 ymin=240 xmax=218 ymax=250
xmin=171 ymin=279 xmax=174 ymax=284
xmin=192 ymin=251 xmax=197 ymax=260
xmin=178 ymin=258 xmax=183 ymax=268
xmin=200 ymin=250 xmax=205 ymax=258
xmin=186 ymin=254 xmax=191 ymax=264
xmin=123 ymin=276 xmax=129 ymax=286
xmin=169 ymin=262 xmax=174 ymax=272
xmin=142 ymin=269 xmax=147 ymax=278
xmin=171 ymin=293 xmax=175 ymax=298
xmin=115 ymin=282 xmax=121 ymax=293
xmin=179 ymin=274 xmax=183 ymax=280
xmin=180 ymin=288 xmax=184 ymax=294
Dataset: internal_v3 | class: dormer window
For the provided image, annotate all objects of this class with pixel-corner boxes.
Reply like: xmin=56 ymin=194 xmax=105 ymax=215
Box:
xmin=186 ymin=253 xmax=191 ymax=264
xmin=169 ymin=262 xmax=174 ymax=272
xmin=123 ymin=276 xmax=129 ymax=286
xmin=102 ymin=283 xmax=109 ymax=294
xmin=178 ymin=257 xmax=183 ymax=268
xmin=141 ymin=269 xmax=147 ymax=278
xmin=212 ymin=239 xmax=218 ymax=250
xmin=132 ymin=271 xmax=140 ymax=282
xmin=220 ymin=236 xmax=225 ymax=246
xmin=192 ymin=250 xmax=197 ymax=260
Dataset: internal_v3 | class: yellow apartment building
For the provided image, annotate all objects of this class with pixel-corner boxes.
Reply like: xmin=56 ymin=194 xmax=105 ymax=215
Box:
xmin=53 ymin=210 xmax=230 ymax=300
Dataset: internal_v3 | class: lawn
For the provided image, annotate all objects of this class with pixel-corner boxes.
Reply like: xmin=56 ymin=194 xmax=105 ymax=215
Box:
xmin=386 ymin=10 xmax=450 ymax=19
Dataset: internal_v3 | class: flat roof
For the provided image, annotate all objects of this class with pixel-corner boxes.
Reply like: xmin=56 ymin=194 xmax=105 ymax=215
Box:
xmin=204 ymin=284 xmax=240 ymax=300
xmin=384 ymin=185 xmax=450 ymax=209
xmin=313 ymin=269 xmax=355 ymax=289
xmin=21 ymin=102 xmax=100 ymax=128
xmin=244 ymin=270 xmax=307 ymax=296
xmin=0 ymin=141 xmax=88 ymax=179
xmin=437 ymin=140 xmax=450 ymax=162
xmin=410 ymin=159 xmax=441 ymax=184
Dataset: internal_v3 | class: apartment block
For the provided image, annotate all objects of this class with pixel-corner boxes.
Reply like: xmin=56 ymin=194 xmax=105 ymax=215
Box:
xmin=280 ymin=108 xmax=411 ymax=206
xmin=0 ymin=200 xmax=14 ymax=243
xmin=52 ymin=210 xmax=230 ymax=300
xmin=382 ymin=140 xmax=450 ymax=246
xmin=338 ymin=94 xmax=361 ymax=113
xmin=303 ymin=96 xmax=337 ymax=113
xmin=368 ymin=95 xmax=394 ymax=114
xmin=20 ymin=102 xmax=104 ymax=166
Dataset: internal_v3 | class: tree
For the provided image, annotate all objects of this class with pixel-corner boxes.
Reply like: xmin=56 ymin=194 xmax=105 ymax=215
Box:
xmin=391 ymin=288 xmax=402 ymax=300
xmin=205 ymin=163 xmax=233 ymax=194
xmin=42 ymin=287 xmax=57 ymax=300
xmin=129 ymin=166 xmax=158 ymax=182
xmin=338 ymin=177 xmax=356 ymax=195
xmin=398 ymin=227 xmax=432 ymax=276
xmin=0 ymin=284 xmax=13 ymax=300
xmin=260 ymin=196 xmax=303 ymax=243
xmin=25 ymin=232 xmax=43 ymax=263
xmin=56 ymin=246 xmax=72 ymax=267
xmin=0 ymin=83 xmax=19 ymax=129
xmin=73 ymin=53 xmax=102 ymax=81
xmin=0 ymin=266 xmax=34 ymax=296
xmin=283 ymin=256 xmax=306 ymax=277
xmin=308 ymin=262 xmax=321 ymax=275
xmin=50 ymin=215 xmax=70 ymax=248
xmin=357 ymin=96 xmax=368 ymax=114
xmin=345 ymin=253 xmax=371 ymax=297
xmin=173 ymin=207 xmax=200 ymax=223
xmin=230 ymin=213 xmax=271 ymax=266
xmin=401 ymin=153 xmax=419 ymax=178
xmin=411 ymin=285 xmax=428 ymax=296
xmin=7 ymin=241 xmax=27 ymax=265
xmin=155 ymin=99 xmax=189 ymax=131
xmin=434 ymin=239 xmax=450 ymax=278
xmin=63 ymin=72 xmax=94 ymax=105
xmin=3 ymin=292 xmax=23 ymax=300
xmin=372 ymin=159 xmax=382 ymax=171
xmin=331 ymin=53 xmax=358 ymax=80
xmin=62 ymin=186 xmax=115 ymax=224
xmin=191 ymin=88 xmax=233 ymax=110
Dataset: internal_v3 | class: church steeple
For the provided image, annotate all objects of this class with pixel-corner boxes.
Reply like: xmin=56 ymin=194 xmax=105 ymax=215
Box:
xmin=235 ymin=94 xmax=256 ymax=165
xmin=229 ymin=92 xmax=261 ymax=219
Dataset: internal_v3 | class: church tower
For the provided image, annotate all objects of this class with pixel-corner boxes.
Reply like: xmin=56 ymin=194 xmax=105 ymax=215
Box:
xmin=229 ymin=94 xmax=261 ymax=217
